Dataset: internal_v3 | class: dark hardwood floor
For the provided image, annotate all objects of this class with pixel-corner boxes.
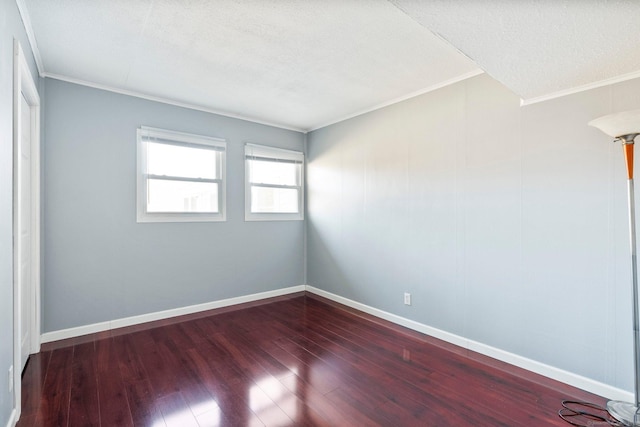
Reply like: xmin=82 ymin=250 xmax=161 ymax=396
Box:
xmin=17 ymin=293 xmax=604 ymax=426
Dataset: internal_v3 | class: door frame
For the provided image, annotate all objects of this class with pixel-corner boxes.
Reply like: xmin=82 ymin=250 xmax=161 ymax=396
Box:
xmin=12 ymin=39 xmax=41 ymax=422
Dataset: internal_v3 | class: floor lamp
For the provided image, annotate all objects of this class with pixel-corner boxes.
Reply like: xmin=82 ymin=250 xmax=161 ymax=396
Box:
xmin=590 ymin=109 xmax=640 ymax=426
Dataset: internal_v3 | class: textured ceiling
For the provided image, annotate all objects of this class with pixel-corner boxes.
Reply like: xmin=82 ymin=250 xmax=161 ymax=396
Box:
xmin=20 ymin=1 xmax=640 ymax=132
xmin=22 ymin=0 xmax=479 ymax=131
xmin=391 ymin=0 xmax=640 ymax=102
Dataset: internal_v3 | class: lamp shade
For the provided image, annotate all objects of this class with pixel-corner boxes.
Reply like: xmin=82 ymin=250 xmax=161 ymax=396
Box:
xmin=589 ymin=109 xmax=640 ymax=138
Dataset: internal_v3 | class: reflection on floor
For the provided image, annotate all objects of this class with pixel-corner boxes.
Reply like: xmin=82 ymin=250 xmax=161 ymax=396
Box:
xmin=17 ymin=293 xmax=604 ymax=426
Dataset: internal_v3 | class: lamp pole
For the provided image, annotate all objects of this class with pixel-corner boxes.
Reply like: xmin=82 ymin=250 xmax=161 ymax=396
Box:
xmin=620 ymin=134 xmax=640 ymax=426
xmin=589 ymin=109 xmax=640 ymax=426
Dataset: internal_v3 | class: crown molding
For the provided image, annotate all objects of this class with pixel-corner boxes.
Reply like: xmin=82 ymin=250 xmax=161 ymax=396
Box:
xmin=308 ymin=68 xmax=484 ymax=132
xmin=14 ymin=0 xmax=44 ymax=76
xmin=42 ymin=72 xmax=307 ymax=133
xmin=521 ymin=69 xmax=640 ymax=106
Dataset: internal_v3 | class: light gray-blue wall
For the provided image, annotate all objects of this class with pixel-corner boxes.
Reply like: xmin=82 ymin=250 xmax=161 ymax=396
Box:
xmin=0 ymin=0 xmax=39 ymax=424
xmin=43 ymin=79 xmax=305 ymax=332
xmin=307 ymin=73 xmax=640 ymax=393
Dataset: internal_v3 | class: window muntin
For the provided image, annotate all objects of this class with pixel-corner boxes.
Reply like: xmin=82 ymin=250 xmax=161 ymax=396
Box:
xmin=245 ymin=143 xmax=304 ymax=221
xmin=137 ymin=127 xmax=226 ymax=222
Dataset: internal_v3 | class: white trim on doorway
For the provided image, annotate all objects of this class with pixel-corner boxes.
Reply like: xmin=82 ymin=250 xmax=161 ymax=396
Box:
xmin=12 ymin=39 xmax=41 ymax=426
xmin=5 ymin=408 xmax=16 ymax=427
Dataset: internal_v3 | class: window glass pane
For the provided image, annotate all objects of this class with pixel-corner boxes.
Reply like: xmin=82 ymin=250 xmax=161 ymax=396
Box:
xmin=251 ymin=186 xmax=299 ymax=213
xmin=148 ymin=142 xmax=218 ymax=179
xmin=147 ymin=179 xmax=219 ymax=213
xmin=249 ymin=159 xmax=298 ymax=186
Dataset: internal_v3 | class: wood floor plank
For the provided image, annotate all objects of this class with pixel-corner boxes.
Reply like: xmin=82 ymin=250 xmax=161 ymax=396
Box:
xmin=230 ymin=327 xmax=302 ymax=381
xmin=18 ymin=350 xmax=51 ymax=425
xmin=114 ymin=333 xmax=150 ymax=385
xmin=249 ymin=337 xmax=340 ymax=395
xmin=156 ymin=392 xmax=199 ymax=427
xmin=194 ymin=406 xmax=226 ymax=427
xmin=212 ymin=330 xmax=330 ymax=426
xmin=68 ymin=342 xmax=100 ymax=427
xmin=184 ymin=347 xmax=264 ymax=426
xmin=297 ymin=311 xmax=527 ymax=420
xmin=278 ymin=373 xmax=374 ymax=427
xmin=259 ymin=300 xmax=567 ymax=426
xmin=136 ymin=338 xmax=181 ymax=399
xmin=126 ymin=379 xmax=167 ymax=427
xmin=33 ymin=346 xmax=74 ymax=427
xmin=95 ymin=338 xmax=134 ymax=426
xmin=299 ymin=298 xmax=583 ymax=426
xmin=155 ymin=337 xmax=224 ymax=424
xmin=18 ymin=293 xmax=608 ymax=426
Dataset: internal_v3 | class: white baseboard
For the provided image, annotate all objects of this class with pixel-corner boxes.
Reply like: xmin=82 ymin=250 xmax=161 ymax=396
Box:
xmin=5 ymin=408 xmax=16 ymax=427
xmin=305 ymin=285 xmax=633 ymax=403
xmin=41 ymin=285 xmax=305 ymax=343
xmin=38 ymin=283 xmax=632 ymax=402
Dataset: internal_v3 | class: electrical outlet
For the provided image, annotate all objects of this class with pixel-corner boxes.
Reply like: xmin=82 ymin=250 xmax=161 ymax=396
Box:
xmin=8 ymin=365 xmax=13 ymax=392
xmin=404 ymin=292 xmax=411 ymax=306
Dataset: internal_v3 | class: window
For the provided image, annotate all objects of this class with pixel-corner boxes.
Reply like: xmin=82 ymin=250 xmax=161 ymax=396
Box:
xmin=137 ymin=127 xmax=226 ymax=222
xmin=245 ymin=143 xmax=304 ymax=221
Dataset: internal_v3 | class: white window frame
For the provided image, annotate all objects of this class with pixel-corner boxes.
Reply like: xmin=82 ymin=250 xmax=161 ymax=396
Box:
xmin=137 ymin=126 xmax=226 ymax=223
xmin=245 ymin=143 xmax=304 ymax=221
